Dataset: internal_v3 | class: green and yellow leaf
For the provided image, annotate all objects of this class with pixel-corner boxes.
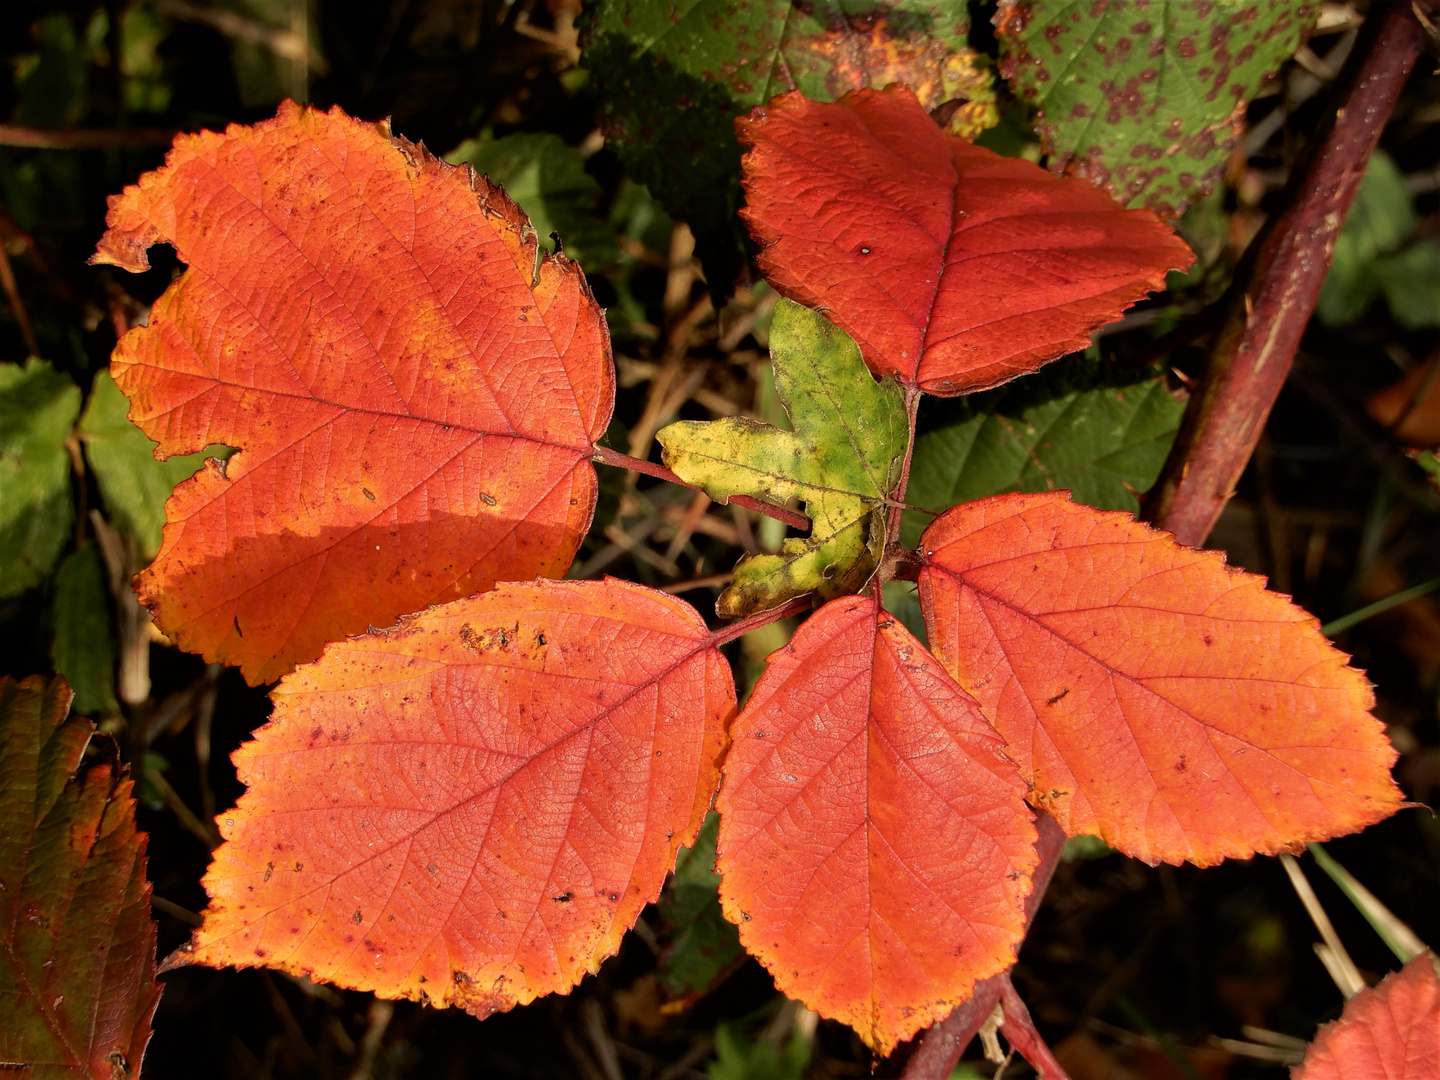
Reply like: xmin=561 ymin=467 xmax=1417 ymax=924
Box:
xmin=659 ymin=301 xmax=908 ymax=616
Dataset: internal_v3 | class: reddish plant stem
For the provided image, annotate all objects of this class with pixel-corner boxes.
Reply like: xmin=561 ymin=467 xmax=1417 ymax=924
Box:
xmin=898 ymin=814 xmax=1067 ymax=1079
xmin=897 ymin=980 xmax=1005 ymax=1078
xmin=885 ymin=386 xmax=925 ymax=544
xmin=0 ymin=124 xmax=180 ymax=148
xmin=1145 ymin=1 xmax=1425 ymax=547
xmin=705 ymin=595 xmax=813 ymax=648
xmin=592 ymin=444 xmax=812 ymax=531
xmin=997 ymin=977 xmax=1071 ymax=1080
xmin=593 ymin=442 xmax=689 ymax=483
xmin=0 ymin=238 xmax=38 ymax=357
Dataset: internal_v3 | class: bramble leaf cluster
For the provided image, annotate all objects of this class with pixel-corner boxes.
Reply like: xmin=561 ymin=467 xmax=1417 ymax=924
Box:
xmin=0 ymin=1 xmax=1421 ymax=1074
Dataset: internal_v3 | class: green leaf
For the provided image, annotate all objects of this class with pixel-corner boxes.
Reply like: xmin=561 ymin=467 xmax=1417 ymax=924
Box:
xmin=996 ymin=0 xmax=1315 ymax=217
xmin=78 ymin=371 xmax=224 ymax=561
xmin=583 ymin=0 xmax=994 ymax=280
xmin=445 ymin=132 xmax=619 ymax=270
xmin=119 ymin=5 xmax=175 ymax=114
xmin=708 ymin=1022 xmax=811 ymax=1080
xmin=1317 ymin=152 xmax=1422 ymax=327
xmin=0 ymin=675 xmax=161 ymax=1079
xmin=609 ymin=176 xmax=674 ymax=257
xmin=1062 ymin=835 xmax=1118 ymax=861
xmin=51 ymin=545 xmax=119 ymax=717
xmin=1341 ymin=150 xmax=1417 ymax=258
xmin=656 ymin=811 xmax=746 ymax=1003
xmin=902 ymin=361 xmax=1184 ymax=547
xmin=0 ymin=359 xmax=81 ymax=599
xmin=16 ymin=15 xmax=89 ymax=129
xmin=1375 ymin=243 xmax=1440 ymax=330
xmin=1316 ymin=238 xmax=1384 ymax=327
xmin=659 ymin=300 xmax=909 ymax=616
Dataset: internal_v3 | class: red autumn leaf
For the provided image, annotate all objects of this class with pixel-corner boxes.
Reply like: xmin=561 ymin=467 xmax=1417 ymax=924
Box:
xmin=91 ymin=102 xmax=613 ymax=684
xmin=716 ymin=593 xmax=1037 ymax=1054
xmin=166 ymin=579 xmax=733 ymax=1016
xmin=738 ymin=87 xmax=1192 ymax=395
xmin=1292 ymin=954 xmax=1440 ymax=1080
xmin=917 ymin=491 xmax=1404 ymax=867
xmin=1 ymin=676 xmax=161 ymax=1079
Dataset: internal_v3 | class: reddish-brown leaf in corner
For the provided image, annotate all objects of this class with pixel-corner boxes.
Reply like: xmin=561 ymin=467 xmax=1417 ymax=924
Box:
xmin=738 ymin=88 xmax=1192 ymax=395
xmin=166 ymin=579 xmax=732 ymax=1016
xmin=1292 ymin=954 xmax=1440 ymax=1080
xmin=91 ymin=102 xmax=613 ymax=684
xmin=716 ymin=592 xmax=1037 ymax=1054
xmin=1 ymin=676 xmax=161 ymax=1079
xmin=918 ymin=492 xmax=1404 ymax=867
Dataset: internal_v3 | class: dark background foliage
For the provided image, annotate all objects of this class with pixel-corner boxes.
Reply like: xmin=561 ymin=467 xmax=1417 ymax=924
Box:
xmin=2 ymin=1 xmax=1439 ymax=1077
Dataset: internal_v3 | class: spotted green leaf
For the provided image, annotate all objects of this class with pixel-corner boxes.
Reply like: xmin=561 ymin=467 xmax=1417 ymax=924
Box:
xmin=659 ymin=300 xmax=908 ymax=617
xmin=997 ymin=0 xmax=1315 ymax=217
xmin=0 ymin=359 xmax=80 ymax=598
xmin=901 ymin=361 xmax=1184 ymax=547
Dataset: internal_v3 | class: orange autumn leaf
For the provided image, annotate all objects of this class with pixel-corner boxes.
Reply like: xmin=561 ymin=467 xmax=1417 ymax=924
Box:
xmin=92 ymin=102 xmax=613 ymax=685
xmin=917 ymin=492 xmax=1403 ymax=867
xmin=166 ymin=579 xmax=732 ymax=1015
xmin=738 ymin=87 xmax=1191 ymax=395
xmin=716 ymin=593 xmax=1037 ymax=1054
xmin=1293 ymin=954 xmax=1440 ymax=1080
